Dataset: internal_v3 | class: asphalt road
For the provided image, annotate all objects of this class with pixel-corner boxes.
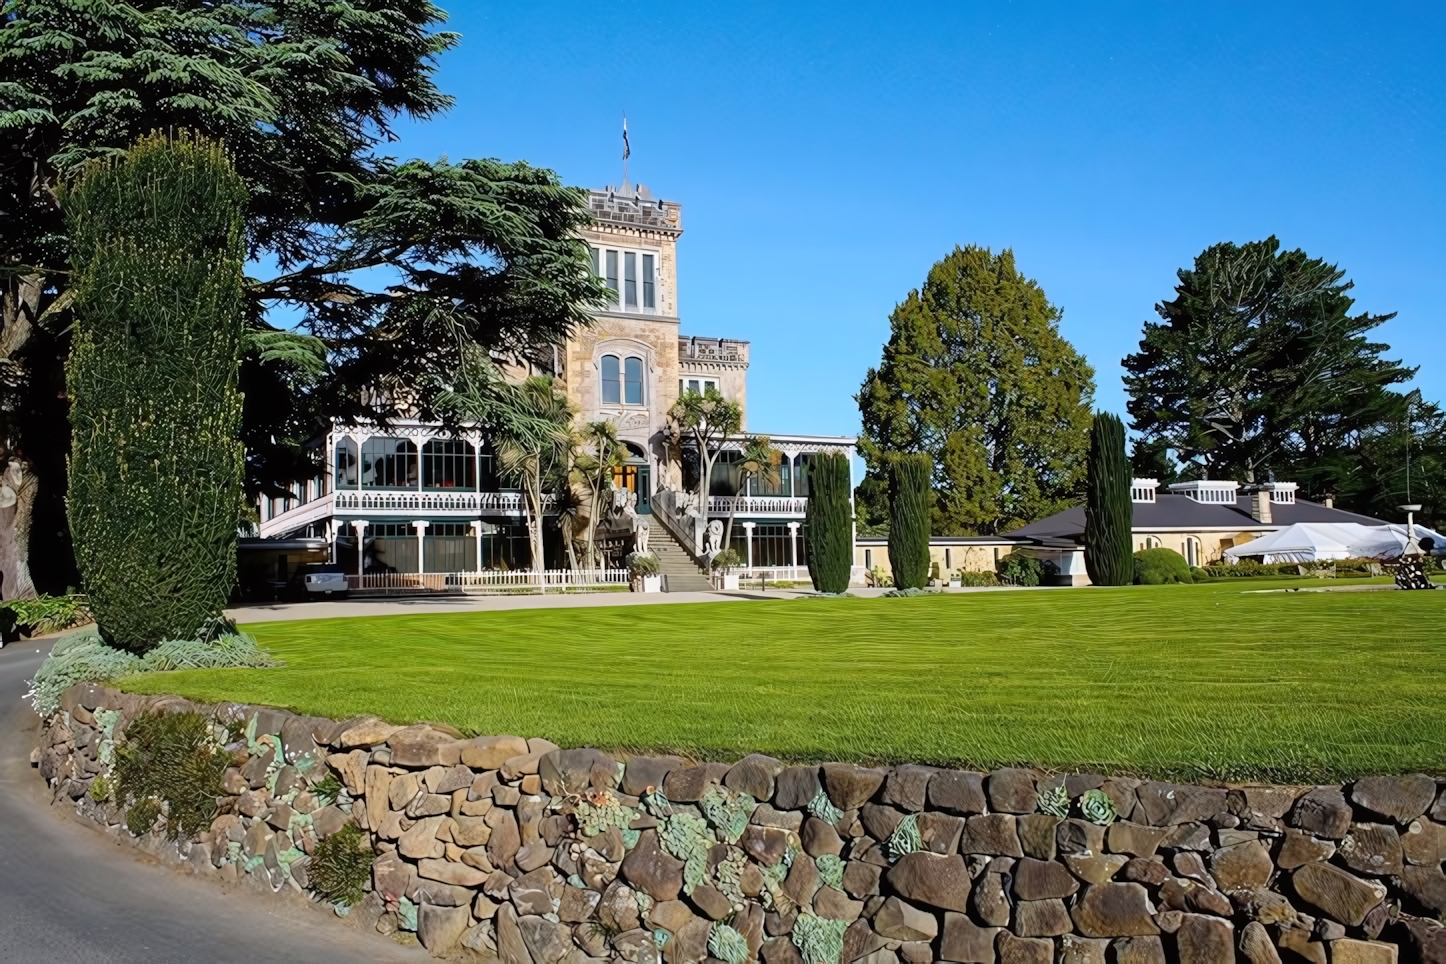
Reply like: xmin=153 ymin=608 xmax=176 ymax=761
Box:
xmin=0 ymin=638 xmax=425 ymax=964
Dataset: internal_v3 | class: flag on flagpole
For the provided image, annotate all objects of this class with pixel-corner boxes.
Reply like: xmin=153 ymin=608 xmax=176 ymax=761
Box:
xmin=622 ymin=118 xmax=630 ymax=161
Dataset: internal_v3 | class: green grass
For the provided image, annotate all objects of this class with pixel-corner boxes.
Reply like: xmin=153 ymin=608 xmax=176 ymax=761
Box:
xmin=122 ymin=580 xmax=1446 ymax=782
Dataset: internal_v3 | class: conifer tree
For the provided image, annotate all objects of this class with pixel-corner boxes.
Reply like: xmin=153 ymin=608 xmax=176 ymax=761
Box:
xmin=66 ymin=135 xmax=247 ymax=652
xmin=806 ymin=451 xmax=853 ymax=593
xmin=1084 ymin=413 xmax=1134 ymax=586
xmin=887 ymin=453 xmax=932 ymax=589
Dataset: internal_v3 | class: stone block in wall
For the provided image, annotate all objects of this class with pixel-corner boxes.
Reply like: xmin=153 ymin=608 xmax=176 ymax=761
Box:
xmin=762 ymin=936 xmax=805 ymax=964
xmin=1012 ymin=857 xmax=1080 ymax=901
xmin=1058 ymin=935 xmax=1109 ymax=964
xmin=986 ymin=769 xmax=1037 ymax=814
xmin=1056 ymin=819 xmax=1105 ymax=856
xmin=940 ymin=913 xmax=999 ymax=963
xmin=873 ymin=896 xmax=940 ymax=942
xmin=662 ymin=762 xmax=729 ymax=802
xmin=842 ymin=919 xmax=887 ymax=963
xmin=1208 ymin=839 xmax=1274 ymax=893
xmin=621 ymin=754 xmax=685 ymax=796
xmin=752 ymin=803 xmax=804 ymax=832
xmin=883 ymin=765 xmax=937 ymax=812
xmin=1291 ymin=861 xmax=1386 ymax=926
xmin=961 ymin=815 xmax=1022 ymax=857
xmin=538 ymin=748 xmax=614 ymax=797
xmin=994 ymin=932 xmax=1051 ymax=964
xmin=1063 ymin=852 xmax=1128 ymax=885
xmin=334 ymin=716 xmax=398 ymax=748
xmin=1106 ymin=822 xmax=1166 ymax=857
xmin=724 ymin=753 xmax=783 ymax=801
xmin=822 ymin=763 xmax=887 ymax=810
xmin=928 ymin=770 xmax=987 ymax=816
xmin=860 ymin=804 xmax=905 ymax=842
xmin=1014 ymin=899 xmax=1072 ymax=937
xmin=1175 ymin=914 xmax=1234 ymax=964
xmin=1398 ymin=864 xmax=1446 ymax=914
xmin=1402 ymin=819 xmax=1446 ymax=865
xmin=1292 ymin=787 xmax=1354 ymax=839
xmin=773 ymin=766 xmax=822 ymax=809
xmin=843 ymin=859 xmax=883 ymax=899
xmin=887 ymin=852 xmax=972 ymax=913
xmin=1110 ymin=936 xmax=1164 ymax=964
xmin=620 ymin=829 xmax=685 ymax=901
xmin=801 ymin=816 xmax=844 ymax=857
xmin=1331 ymin=939 xmax=1399 ymax=964
xmin=1340 ymin=823 xmax=1405 ymax=877
xmin=814 ymin=885 xmax=864 ymax=922
xmin=1071 ymin=883 xmax=1160 ymax=938
xmin=1015 ymin=815 xmax=1058 ymax=860
xmin=741 ymin=824 xmax=792 ymax=867
xmin=918 ymin=812 xmax=965 ymax=855
xmin=1352 ymin=775 xmax=1438 ymax=825
xmin=972 ymin=872 xmax=1011 ymax=927
xmin=1134 ymin=782 xmax=1228 ymax=827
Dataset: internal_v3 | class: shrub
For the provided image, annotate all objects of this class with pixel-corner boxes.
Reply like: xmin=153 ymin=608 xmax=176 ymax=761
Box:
xmin=996 ymin=553 xmax=1055 ymax=587
xmin=65 ymin=134 xmax=248 ymax=653
xmin=710 ymin=548 xmax=742 ymax=571
xmin=887 ymin=453 xmax=931 ymax=590
xmin=805 ymin=450 xmax=853 ymax=593
xmin=1084 ymin=413 xmax=1134 ymax=586
xmin=1133 ymin=547 xmax=1191 ymax=585
xmin=1189 ymin=566 xmax=1209 ymax=583
xmin=624 ymin=552 xmax=660 ymax=577
xmin=0 ymin=594 xmax=92 ymax=636
xmin=309 ymin=822 xmax=374 ymax=907
xmin=112 ymin=710 xmax=230 ymax=839
xmin=956 ymin=570 xmax=999 ymax=587
xmin=1203 ymin=558 xmax=1299 ymax=578
xmin=25 ymin=626 xmax=279 ymax=715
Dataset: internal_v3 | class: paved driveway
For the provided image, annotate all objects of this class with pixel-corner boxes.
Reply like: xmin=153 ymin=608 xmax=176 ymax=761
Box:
xmin=0 ymin=639 xmax=424 ymax=964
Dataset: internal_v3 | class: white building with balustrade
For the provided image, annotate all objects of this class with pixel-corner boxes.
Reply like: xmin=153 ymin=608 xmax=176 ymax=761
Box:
xmin=246 ymin=182 xmax=856 ymax=595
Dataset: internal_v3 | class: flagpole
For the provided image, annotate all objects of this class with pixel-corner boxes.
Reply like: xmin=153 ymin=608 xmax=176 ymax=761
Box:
xmin=622 ymin=115 xmax=629 ymax=189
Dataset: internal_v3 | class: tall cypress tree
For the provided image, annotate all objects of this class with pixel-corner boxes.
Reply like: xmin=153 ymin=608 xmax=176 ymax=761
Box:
xmin=1084 ymin=413 xmax=1134 ymax=586
xmin=806 ymin=450 xmax=854 ymax=593
xmin=66 ymin=135 xmax=247 ymax=652
xmin=888 ymin=453 xmax=932 ymax=589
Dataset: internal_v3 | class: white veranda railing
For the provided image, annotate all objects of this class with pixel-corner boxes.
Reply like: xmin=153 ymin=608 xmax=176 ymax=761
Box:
xmin=346 ymin=569 xmax=628 ymax=594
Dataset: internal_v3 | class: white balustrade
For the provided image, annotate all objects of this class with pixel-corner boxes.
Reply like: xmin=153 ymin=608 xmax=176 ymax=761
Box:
xmin=345 ymin=569 xmax=628 ymax=595
xmin=707 ymin=496 xmax=808 ymax=516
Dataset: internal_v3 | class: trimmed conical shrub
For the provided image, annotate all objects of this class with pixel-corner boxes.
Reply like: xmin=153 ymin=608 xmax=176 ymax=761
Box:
xmin=806 ymin=450 xmax=854 ymax=593
xmin=887 ymin=453 xmax=932 ymax=589
xmin=1084 ymin=412 xmax=1134 ymax=586
xmin=65 ymin=134 xmax=248 ymax=652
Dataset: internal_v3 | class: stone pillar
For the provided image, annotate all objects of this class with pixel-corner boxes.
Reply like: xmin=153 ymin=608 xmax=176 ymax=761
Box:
xmin=743 ymin=521 xmax=756 ymax=569
xmin=787 ymin=522 xmax=799 ymax=569
xmin=353 ymin=520 xmax=369 ymax=578
xmin=414 ymin=520 xmax=430 ymax=574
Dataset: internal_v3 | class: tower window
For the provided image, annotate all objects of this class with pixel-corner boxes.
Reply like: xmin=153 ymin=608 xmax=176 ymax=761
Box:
xmin=605 ymin=250 xmax=619 ymax=305
xmin=624 ymin=252 xmax=638 ymax=307
xmin=642 ymin=254 xmax=655 ymax=308
xmin=624 ymin=356 xmax=644 ymax=405
xmin=601 ymin=354 xmax=621 ymax=404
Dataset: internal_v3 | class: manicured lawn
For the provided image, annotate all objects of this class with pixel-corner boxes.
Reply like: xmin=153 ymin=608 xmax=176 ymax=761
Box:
xmin=123 ymin=581 xmax=1446 ymax=782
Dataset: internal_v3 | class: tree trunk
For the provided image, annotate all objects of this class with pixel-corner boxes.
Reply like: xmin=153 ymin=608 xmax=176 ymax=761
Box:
xmin=0 ymin=275 xmax=45 ymax=602
xmin=0 ymin=457 xmax=38 ymax=601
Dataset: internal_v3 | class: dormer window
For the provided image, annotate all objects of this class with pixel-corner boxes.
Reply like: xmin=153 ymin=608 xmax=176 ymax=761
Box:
xmin=601 ymin=354 xmax=645 ymax=405
xmin=592 ymin=246 xmax=657 ymax=312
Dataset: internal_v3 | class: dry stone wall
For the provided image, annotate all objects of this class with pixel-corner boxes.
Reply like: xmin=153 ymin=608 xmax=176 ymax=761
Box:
xmin=33 ymin=684 xmax=1446 ymax=964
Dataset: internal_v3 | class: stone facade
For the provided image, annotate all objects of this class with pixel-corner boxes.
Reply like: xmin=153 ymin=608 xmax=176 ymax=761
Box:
xmin=35 ymin=684 xmax=1446 ymax=963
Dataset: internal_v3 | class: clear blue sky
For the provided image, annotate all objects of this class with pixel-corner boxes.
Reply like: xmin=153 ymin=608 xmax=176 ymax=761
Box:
xmin=394 ymin=1 xmax=1444 ymax=440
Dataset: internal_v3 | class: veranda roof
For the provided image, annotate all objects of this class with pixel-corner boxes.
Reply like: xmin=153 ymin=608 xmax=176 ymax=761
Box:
xmin=1222 ymin=522 xmax=1446 ymax=564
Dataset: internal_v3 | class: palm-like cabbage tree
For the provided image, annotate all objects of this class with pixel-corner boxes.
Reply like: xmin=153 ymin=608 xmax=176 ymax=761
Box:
xmin=572 ymin=421 xmax=624 ymax=569
xmin=723 ymin=435 xmax=779 ymax=551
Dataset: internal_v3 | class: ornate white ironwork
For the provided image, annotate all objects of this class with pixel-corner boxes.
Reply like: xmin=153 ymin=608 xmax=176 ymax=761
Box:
xmin=708 ymin=496 xmax=808 ymax=516
xmin=346 ymin=569 xmax=628 ymax=595
xmin=332 ymin=491 xmax=554 ymax=514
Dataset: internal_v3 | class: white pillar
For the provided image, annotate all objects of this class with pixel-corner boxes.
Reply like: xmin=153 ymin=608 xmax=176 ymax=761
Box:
xmin=414 ymin=520 xmax=429 ymax=574
xmin=474 ymin=519 xmax=484 ymax=573
xmin=353 ymin=520 xmax=369 ymax=577
xmin=787 ymin=522 xmax=799 ymax=569
xmin=743 ymin=521 xmax=756 ymax=569
xmin=326 ymin=519 xmax=336 ymax=564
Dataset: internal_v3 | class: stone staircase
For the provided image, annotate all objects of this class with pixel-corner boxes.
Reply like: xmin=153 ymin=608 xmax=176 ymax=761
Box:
xmin=648 ymin=519 xmax=714 ymax=592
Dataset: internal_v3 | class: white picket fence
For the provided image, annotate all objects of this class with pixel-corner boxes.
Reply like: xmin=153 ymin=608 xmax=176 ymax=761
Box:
xmin=346 ymin=569 xmax=629 ymax=595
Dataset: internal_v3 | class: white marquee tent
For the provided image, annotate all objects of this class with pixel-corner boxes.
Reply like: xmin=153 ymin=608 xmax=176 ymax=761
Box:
xmin=1222 ymin=522 xmax=1446 ymax=564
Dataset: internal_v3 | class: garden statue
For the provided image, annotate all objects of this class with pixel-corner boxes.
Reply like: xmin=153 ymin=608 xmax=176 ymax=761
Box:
xmin=704 ymin=519 xmax=724 ymax=554
xmin=615 ymin=489 xmax=651 ymax=556
xmin=1394 ymin=536 xmax=1440 ymax=590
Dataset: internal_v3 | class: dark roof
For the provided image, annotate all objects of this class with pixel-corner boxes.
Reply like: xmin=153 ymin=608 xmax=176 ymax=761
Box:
xmin=1008 ymin=495 xmax=1387 ymax=544
xmin=856 ymin=535 xmax=1031 ymax=547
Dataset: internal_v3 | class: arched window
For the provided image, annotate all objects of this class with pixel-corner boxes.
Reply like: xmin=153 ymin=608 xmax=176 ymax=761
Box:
xmin=360 ymin=438 xmax=417 ymax=489
xmin=1185 ymin=537 xmax=1202 ymax=568
xmin=422 ymin=439 xmax=476 ymax=490
xmin=335 ymin=437 xmax=358 ymax=489
xmin=624 ymin=356 xmax=644 ymax=404
xmin=601 ymin=354 xmax=621 ymax=404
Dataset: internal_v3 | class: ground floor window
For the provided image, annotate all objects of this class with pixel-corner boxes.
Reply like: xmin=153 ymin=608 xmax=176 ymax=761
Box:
xmin=729 ymin=523 xmax=806 ymax=568
xmin=1184 ymin=537 xmax=1202 ymax=567
xmin=425 ymin=522 xmax=476 ymax=572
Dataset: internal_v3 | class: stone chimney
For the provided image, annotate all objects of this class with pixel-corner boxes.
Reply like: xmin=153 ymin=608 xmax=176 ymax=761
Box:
xmin=1250 ymin=488 xmax=1272 ymax=524
xmin=1324 ymin=496 xmax=1334 ymax=509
